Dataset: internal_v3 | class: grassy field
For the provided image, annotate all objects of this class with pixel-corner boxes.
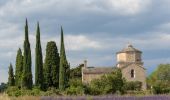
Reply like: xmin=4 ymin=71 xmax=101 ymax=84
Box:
xmin=0 ymin=94 xmax=40 ymax=100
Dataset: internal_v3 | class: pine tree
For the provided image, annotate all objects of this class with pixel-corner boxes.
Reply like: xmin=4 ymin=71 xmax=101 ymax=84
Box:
xmin=44 ymin=41 xmax=60 ymax=89
xmin=15 ymin=48 xmax=23 ymax=87
xmin=22 ymin=19 xmax=33 ymax=89
xmin=8 ymin=63 xmax=15 ymax=86
xmin=35 ymin=22 xmax=44 ymax=89
xmin=59 ymin=26 xmax=69 ymax=90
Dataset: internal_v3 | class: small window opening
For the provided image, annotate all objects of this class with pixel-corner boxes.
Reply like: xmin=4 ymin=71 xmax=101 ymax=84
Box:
xmin=131 ymin=69 xmax=135 ymax=78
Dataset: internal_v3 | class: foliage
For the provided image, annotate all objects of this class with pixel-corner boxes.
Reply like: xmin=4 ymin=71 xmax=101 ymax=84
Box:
xmin=22 ymin=19 xmax=33 ymax=89
xmin=70 ymin=64 xmax=83 ymax=79
xmin=59 ymin=27 xmax=70 ymax=90
xmin=8 ymin=64 xmax=15 ymax=86
xmin=6 ymin=86 xmax=21 ymax=97
xmin=15 ymin=48 xmax=23 ymax=88
xmin=124 ymin=81 xmax=142 ymax=91
xmin=35 ymin=22 xmax=44 ymax=89
xmin=6 ymin=86 xmax=62 ymax=97
xmin=44 ymin=41 xmax=60 ymax=89
xmin=65 ymin=78 xmax=84 ymax=95
xmin=152 ymin=81 xmax=170 ymax=94
xmin=147 ymin=64 xmax=170 ymax=94
xmin=0 ymin=83 xmax=7 ymax=92
xmin=68 ymin=78 xmax=83 ymax=87
xmin=85 ymin=68 xmax=124 ymax=95
xmin=65 ymin=86 xmax=84 ymax=95
xmin=148 ymin=64 xmax=170 ymax=85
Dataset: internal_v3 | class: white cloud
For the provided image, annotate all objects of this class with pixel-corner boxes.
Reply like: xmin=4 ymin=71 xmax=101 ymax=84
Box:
xmin=106 ymin=0 xmax=151 ymax=15
xmin=0 ymin=70 xmax=8 ymax=83
xmin=94 ymin=32 xmax=170 ymax=51
xmin=65 ymin=35 xmax=101 ymax=51
xmin=0 ymin=0 xmax=151 ymax=19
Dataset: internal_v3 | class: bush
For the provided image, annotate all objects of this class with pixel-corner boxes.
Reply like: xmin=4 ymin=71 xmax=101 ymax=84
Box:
xmin=6 ymin=86 xmax=21 ymax=97
xmin=69 ymin=78 xmax=83 ymax=87
xmin=152 ymin=81 xmax=170 ymax=94
xmin=65 ymin=86 xmax=84 ymax=95
xmin=85 ymin=69 xmax=124 ymax=95
xmin=124 ymin=81 xmax=142 ymax=91
xmin=65 ymin=78 xmax=84 ymax=95
xmin=39 ymin=87 xmax=62 ymax=96
xmin=30 ymin=88 xmax=41 ymax=96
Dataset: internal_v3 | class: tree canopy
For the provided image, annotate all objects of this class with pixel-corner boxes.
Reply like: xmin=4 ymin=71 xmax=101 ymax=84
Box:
xmin=15 ymin=48 xmax=23 ymax=87
xmin=147 ymin=64 xmax=170 ymax=94
xmin=44 ymin=41 xmax=60 ymax=89
xmin=22 ymin=19 xmax=33 ymax=89
xmin=8 ymin=64 xmax=15 ymax=86
xmin=35 ymin=22 xmax=44 ymax=89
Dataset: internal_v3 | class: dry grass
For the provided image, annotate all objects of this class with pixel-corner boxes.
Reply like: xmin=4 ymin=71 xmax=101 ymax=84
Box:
xmin=10 ymin=96 xmax=40 ymax=100
xmin=0 ymin=93 xmax=10 ymax=100
xmin=0 ymin=94 xmax=40 ymax=100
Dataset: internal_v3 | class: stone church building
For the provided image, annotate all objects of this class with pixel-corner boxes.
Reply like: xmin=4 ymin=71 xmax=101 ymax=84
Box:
xmin=82 ymin=44 xmax=146 ymax=90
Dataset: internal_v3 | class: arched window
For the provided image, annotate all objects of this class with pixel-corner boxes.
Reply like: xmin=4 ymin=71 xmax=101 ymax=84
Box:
xmin=131 ymin=69 xmax=135 ymax=78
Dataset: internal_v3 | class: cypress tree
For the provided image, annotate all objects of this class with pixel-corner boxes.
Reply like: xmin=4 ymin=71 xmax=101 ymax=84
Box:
xmin=59 ymin=26 xmax=69 ymax=90
xmin=15 ymin=48 xmax=23 ymax=87
xmin=22 ymin=19 xmax=33 ymax=89
xmin=65 ymin=63 xmax=70 ymax=87
xmin=44 ymin=41 xmax=60 ymax=89
xmin=8 ymin=63 xmax=15 ymax=86
xmin=35 ymin=22 xmax=44 ymax=89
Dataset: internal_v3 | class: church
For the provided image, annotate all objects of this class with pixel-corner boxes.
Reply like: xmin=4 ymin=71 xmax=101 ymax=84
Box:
xmin=82 ymin=44 xmax=146 ymax=90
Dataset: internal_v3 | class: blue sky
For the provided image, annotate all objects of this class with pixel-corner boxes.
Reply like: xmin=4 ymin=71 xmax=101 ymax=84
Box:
xmin=0 ymin=0 xmax=170 ymax=83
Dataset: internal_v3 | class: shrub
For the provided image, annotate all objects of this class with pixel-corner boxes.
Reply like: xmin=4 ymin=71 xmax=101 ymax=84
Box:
xmin=69 ymin=78 xmax=83 ymax=87
xmin=65 ymin=86 xmax=84 ymax=95
xmin=124 ymin=81 xmax=142 ymax=91
xmin=6 ymin=86 xmax=21 ymax=97
xmin=30 ymin=88 xmax=41 ymax=96
xmin=66 ymin=78 xmax=84 ymax=95
xmin=152 ymin=81 xmax=170 ymax=94
xmin=85 ymin=69 xmax=124 ymax=95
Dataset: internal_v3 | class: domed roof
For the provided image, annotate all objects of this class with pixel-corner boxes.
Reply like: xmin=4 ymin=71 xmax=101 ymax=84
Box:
xmin=117 ymin=44 xmax=142 ymax=53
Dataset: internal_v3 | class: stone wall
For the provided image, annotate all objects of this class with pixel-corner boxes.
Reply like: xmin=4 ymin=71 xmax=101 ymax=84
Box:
xmin=121 ymin=64 xmax=146 ymax=90
xmin=82 ymin=73 xmax=104 ymax=84
xmin=117 ymin=52 xmax=142 ymax=63
xmin=117 ymin=53 xmax=126 ymax=62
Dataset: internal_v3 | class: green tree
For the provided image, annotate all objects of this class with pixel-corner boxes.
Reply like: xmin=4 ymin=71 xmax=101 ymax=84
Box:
xmin=35 ymin=22 xmax=44 ymax=89
xmin=124 ymin=81 xmax=142 ymax=91
xmin=148 ymin=64 xmax=170 ymax=94
xmin=22 ymin=19 xmax=33 ymax=89
xmin=44 ymin=41 xmax=60 ymax=89
xmin=59 ymin=26 xmax=69 ymax=90
xmin=65 ymin=63 xmax=70 ymax=87
xmin=148 ymin=64 xmax=170 ymax=84
xmin=15 ymin=48 xmax=23 ymax=87
xmin=70 ymin=64 xmax=83 ymax=79
xmin=86 ymin=68 xmax=124 ymax=95
xmin=8 ymin=63 xmax=15 ymax=86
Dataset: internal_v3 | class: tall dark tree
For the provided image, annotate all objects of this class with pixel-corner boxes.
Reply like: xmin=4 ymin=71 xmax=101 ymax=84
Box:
xmin=65 ymin=63 xmax=70 ymax=87
xmin=35 ymin=22 xmax=44 ymax=89
xmin=22 ymin=19 xmax=32 ymax=89
xmin=44 ymin=41 xmax=60 ymax=89
xmin=59 ymin=27 xmax=69 ymax=90
xmin=15 ymin=48 xmax=23 ymax=87
xmin=8 ymin=63 xmax=15 ymax=86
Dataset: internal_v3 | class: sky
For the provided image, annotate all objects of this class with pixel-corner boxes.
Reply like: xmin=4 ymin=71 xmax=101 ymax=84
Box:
xmin=0 ymin=0 xmax=170 ymax=83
